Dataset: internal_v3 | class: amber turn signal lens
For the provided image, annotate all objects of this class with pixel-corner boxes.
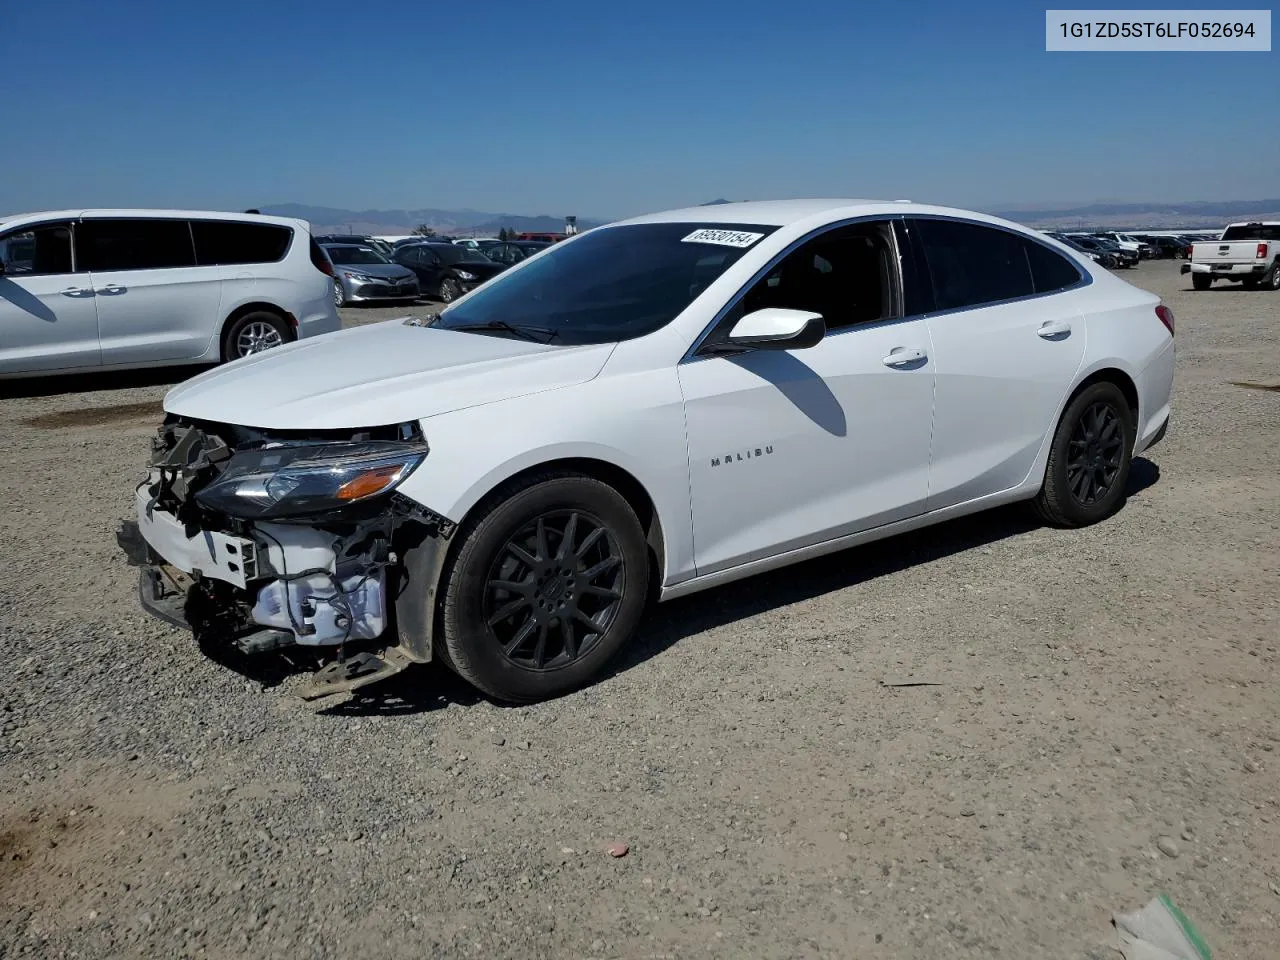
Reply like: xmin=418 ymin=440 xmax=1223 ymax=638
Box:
xmin=335 ymin=464 xmax=404 ymax=501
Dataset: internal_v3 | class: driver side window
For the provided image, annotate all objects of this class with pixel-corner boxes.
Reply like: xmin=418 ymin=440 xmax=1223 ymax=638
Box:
xmin=738 ymin=220 xmax=901 ymax=332
xmin=0 ymin=223 xmax=77 ymax=276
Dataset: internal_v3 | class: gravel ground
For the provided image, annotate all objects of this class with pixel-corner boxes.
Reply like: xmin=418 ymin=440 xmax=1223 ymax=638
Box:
xmin=1 ymin=262 xmax=1277 ymax=960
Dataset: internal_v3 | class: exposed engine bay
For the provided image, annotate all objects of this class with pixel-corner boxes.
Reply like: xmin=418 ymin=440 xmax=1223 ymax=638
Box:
xmin=117 ymin=417 xmax=453 ymax=698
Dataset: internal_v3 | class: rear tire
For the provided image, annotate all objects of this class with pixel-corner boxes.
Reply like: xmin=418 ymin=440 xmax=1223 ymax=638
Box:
xmin=222 ymin=310 xmax=293 ymax=361
xmin=437 ymin=473 xmax=650 ymax=703
xmin=1191 ymin=274 xmax=1212 ymax=291
xmin=1033 ymin=381 xmax=1135 ymax=529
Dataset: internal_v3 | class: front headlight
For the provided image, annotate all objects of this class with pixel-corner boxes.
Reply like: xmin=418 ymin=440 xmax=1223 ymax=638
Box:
xmin=194 ymin=440 xmax=429 ymax=518
xmin=454 ymin=271 xmax=477 ymax=281
xmin=343 ymin=271 xmax=378 ymax=282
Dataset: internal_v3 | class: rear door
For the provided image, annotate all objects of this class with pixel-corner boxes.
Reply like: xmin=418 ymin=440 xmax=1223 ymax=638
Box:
xmin=905 ymin=217 xmax=1088 ymax=509
xmin=0 ymin=220 xmax=101 ymax=374
xmin=79 ymin=218 xmax=223 ymax=365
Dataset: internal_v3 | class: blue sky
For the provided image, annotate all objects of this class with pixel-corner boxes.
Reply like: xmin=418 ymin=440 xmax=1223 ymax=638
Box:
xmin=2 ymin=0 xmax=1276 ymax=218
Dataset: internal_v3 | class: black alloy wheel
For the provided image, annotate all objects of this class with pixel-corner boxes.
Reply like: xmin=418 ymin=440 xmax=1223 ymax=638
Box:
xmin=435 ymin=473 xmax=650 ymax=703
xmin=483 ymin=510 xmax=624 ymax=670
xmin=1033 ymin=381 xmax=1135 ymax=528
xmin=1065 ymin=401 xmax=1125 ymax=506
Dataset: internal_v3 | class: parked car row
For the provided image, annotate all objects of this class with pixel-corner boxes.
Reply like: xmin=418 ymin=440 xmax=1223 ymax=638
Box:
xmin=318 ymin=236 xmax=555 ymax=305
xmin=1044 ymin=232 xmax=1139 ymax=269
xmin=1049 ymin=230 xmax=1222 ymax=264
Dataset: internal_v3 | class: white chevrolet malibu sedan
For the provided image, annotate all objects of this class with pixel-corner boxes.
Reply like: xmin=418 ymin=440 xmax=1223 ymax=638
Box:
xmin=117 ymin=199 xmax=1175 ymax=703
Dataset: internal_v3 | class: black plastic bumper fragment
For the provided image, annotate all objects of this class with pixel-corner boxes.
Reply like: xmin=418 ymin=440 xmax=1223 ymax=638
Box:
xmin=137 ymin=567 xmax=193 ymax=631
xmin=116 ymin=520 xmax=157 ymax=567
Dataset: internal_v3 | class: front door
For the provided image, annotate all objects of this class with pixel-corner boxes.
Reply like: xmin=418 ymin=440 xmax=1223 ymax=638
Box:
xmin=678 ymin=220 xmax=936 ymax=576
xmin=0 ymin=221 xmax=101 ymax=374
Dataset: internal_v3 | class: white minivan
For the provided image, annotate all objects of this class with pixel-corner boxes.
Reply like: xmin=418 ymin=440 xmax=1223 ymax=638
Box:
xmin=0 ymin=209 xmax=341 ymax=378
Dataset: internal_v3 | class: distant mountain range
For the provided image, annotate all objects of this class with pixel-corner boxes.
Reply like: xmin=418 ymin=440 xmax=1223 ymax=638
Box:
xmin=991 ymin=198 xmax=1280 ymax=230
xmin=260 ymin=203 xmax=602 ymax=238
xmin=261 ymin=197 xmax=1280 ymax=236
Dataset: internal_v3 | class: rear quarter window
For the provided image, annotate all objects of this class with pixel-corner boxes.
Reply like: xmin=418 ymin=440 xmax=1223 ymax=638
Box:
xmin=1025 ymin=240 xmax=1084 ymax=293
xmin=913 ymin=218 xmax=1035 ymax=311
xmin=191 ymin=221 xmax=293 ymax=265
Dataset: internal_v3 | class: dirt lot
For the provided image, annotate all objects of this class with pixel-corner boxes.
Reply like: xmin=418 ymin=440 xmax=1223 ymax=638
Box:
xmin=1 ymin=262 xmax=1277 ymax=960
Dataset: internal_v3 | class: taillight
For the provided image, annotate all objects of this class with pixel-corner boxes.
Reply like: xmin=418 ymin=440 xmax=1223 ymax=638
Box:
xmin=309 ymin=237 xmax=335 ymax=277
xmin=1257 ymin=243 xmax=1269 ymax=259
xmin=1155 ymin=305 xmax=1175 ymax=336
xmin=1188 ymin=244 xmax=1194 ymax=259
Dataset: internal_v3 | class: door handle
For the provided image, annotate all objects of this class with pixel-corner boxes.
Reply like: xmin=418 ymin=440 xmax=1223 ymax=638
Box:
xmin=1037 ymin=320 xmax=1072 ymax=339
xmin=882 ymin=346 xmax=927 ymax=368
xmin=60 ymin=286 xmax=92 ymax=297
xmin=97 ymin=284 xmax=126 ymax=295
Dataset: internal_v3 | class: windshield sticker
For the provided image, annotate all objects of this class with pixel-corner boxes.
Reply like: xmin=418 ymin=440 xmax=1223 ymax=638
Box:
xmin=681 ymin=228 xmax=765 ymax=248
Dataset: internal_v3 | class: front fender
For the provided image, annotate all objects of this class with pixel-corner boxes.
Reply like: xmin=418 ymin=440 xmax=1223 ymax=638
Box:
xmin=394 ymin=368 xmax=695 ymax=587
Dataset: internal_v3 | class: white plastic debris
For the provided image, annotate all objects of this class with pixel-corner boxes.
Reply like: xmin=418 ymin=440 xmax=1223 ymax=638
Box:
xmin=1113 ymin=894 xmax=1212 ymax=960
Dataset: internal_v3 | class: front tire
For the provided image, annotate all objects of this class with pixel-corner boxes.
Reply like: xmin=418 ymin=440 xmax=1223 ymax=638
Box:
xmin=222 ymin=311 xmax=293 ymax=361
xmin=1033 ymin=381 xmax=1135 ymax=528
xmin=437 ymin=474 xmax=650 ymax=703
xmin=333 ymin=278 xmax=347 ymax=308
xmin=437 ymin=277 xmax=460 ymax=303
xmin=1192 ymin=274 xmax=1212 ymax=291
xmin=1265 ymin=262 xmax=1280 ymax=291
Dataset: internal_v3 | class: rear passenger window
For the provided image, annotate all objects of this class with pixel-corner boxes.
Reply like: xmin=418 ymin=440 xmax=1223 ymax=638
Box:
xmin=913 ymin=219 xmax=1034 ymax=310
xmin=190 ymin=221 xmax=292 ymax=265
xmin=78 ymin=219 xmax=196 ymax=272
xmin=1025 ymin=240 xmax=1083 ymax=293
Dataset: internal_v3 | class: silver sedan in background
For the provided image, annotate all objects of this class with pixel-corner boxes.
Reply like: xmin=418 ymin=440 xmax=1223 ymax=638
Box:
xmin=322 ymin=243 xmax=421 ymax=307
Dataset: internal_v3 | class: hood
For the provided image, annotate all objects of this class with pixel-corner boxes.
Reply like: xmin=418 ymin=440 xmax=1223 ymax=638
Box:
xmin=164 ymin=320 xmax=615 ymax=430
xmin=333 ymin=262 xmax=416 ymax=280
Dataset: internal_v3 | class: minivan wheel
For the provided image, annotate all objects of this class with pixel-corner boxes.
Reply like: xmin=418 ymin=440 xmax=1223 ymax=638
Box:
xmin=223 ymin=311 xmax=293 ymax=361
xmin=437 ymin=473 xmax=650 ymax=703
xmin=1033 ymin=381 xmax=1135 ymax=528
xmin=437 ymin=278 xmax=460 ymax=303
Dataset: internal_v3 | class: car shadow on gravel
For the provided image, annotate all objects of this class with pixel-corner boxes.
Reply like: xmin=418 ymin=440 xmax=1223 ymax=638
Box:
xmin=223 ymin=458 xmax=1160 ymax=715
xmin=0 ymin=365 xmax=207 ymax=400
xmin=607 ymin=455 xmax=1162 ymax=682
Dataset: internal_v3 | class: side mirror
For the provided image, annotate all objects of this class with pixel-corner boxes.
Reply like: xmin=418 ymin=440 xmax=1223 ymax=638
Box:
xmin=723 ymin=307 xmax=825 ymax=351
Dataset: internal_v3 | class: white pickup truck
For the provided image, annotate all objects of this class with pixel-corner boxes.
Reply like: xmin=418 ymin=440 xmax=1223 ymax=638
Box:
xmin=1183 ymin=221 xmax=1280 ymax=290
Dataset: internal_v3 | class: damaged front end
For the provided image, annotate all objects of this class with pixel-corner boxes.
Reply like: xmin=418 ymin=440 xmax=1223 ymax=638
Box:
xmin=117 ymin=417 xmax=453 ymax=699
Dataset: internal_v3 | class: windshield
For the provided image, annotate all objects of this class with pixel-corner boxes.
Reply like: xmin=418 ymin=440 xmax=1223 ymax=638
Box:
xmin=434 ymin=221 xmax=779 ymax=345
xmin=325 ymin=245 xmax=390 ymax=265
xmin=1222 ymin=224 xmax=1280 ymax=242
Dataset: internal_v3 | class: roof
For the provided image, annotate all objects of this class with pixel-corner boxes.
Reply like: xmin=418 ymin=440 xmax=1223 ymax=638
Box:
xmin=613 ymin=199 xmax=911 ymax=227
xmin=0 ymin=209 xmax=307 ymax=228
